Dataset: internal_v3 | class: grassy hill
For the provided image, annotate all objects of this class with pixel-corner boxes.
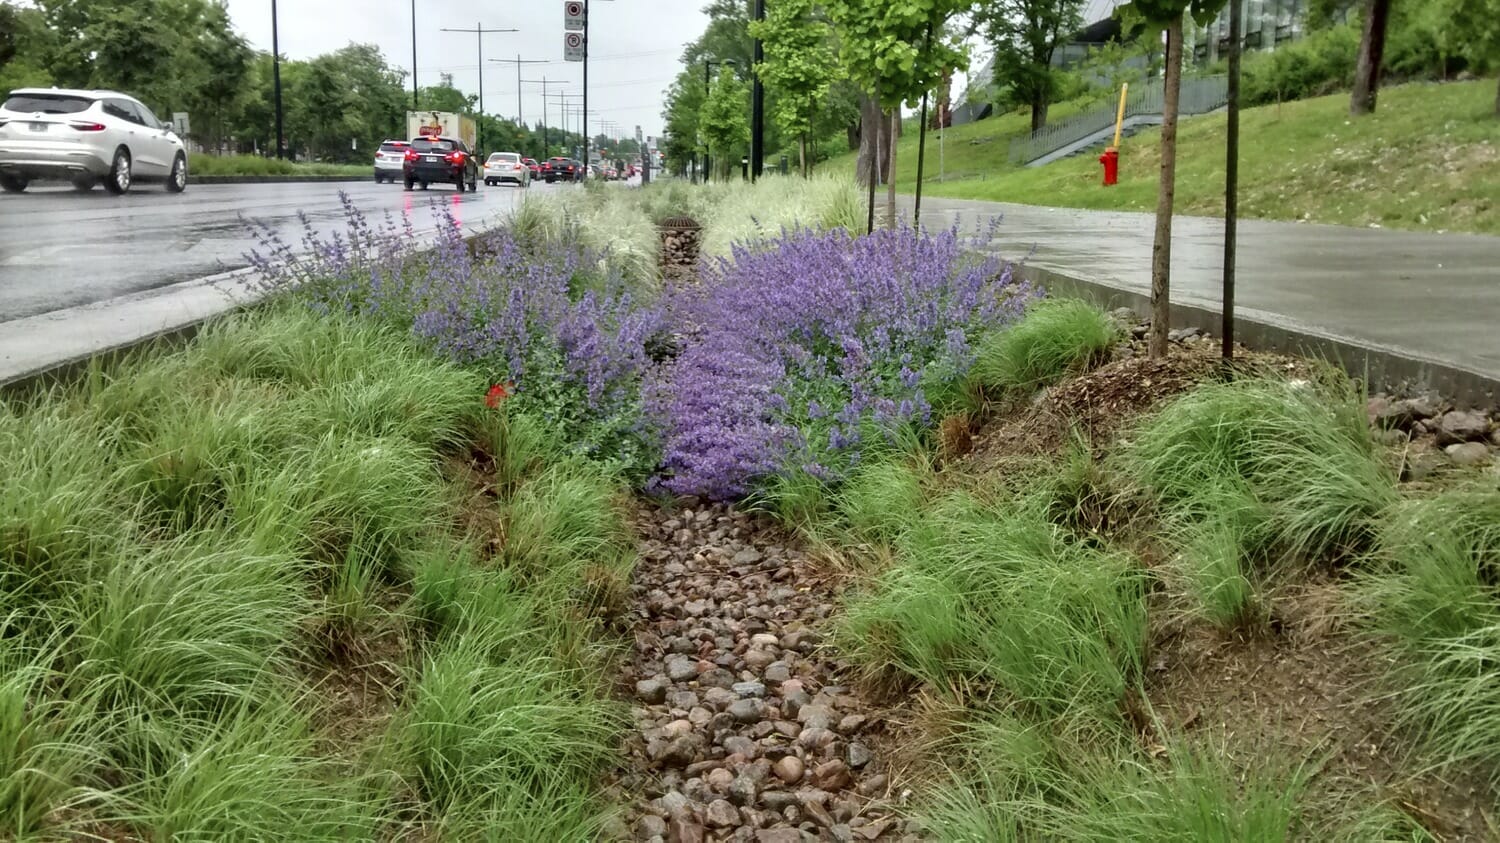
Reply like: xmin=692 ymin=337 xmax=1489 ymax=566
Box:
xmin=824 ymin=80 xmax=1500 ymax=236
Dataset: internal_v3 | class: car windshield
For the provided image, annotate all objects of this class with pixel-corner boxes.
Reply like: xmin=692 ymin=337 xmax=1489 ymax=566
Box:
xmin=3 ymin=93 xmax=95 ymax=114
xmin=411 ymin=139 xmax=455 ymax=153
xmin=378 ymin=142 xmax=407 ymax=153
xmin=490 ymin=153 xmax=519 ymax=163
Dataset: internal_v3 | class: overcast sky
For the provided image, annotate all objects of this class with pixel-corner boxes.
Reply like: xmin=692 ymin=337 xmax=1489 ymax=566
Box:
xmin=222 ymin=0 xmax=710 ymax=141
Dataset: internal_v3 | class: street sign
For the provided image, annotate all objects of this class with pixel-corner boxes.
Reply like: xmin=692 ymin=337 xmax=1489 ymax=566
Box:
xmin=563 ymin=1 xmax=585 ymax=31
xmin=563 ymin=30 xmax=584 ymax=62
xmin=172 ymin=112 xmax=190 ymax=137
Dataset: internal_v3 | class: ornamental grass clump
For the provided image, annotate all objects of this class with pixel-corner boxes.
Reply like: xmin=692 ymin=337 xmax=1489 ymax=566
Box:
xmin=1355 ymin=485 xmax=1500 ymax=773
xmin=650 ymin=225 xmax=1033 ymax=499
xmin=1122 ymin=378 xmax=1395 ymax=628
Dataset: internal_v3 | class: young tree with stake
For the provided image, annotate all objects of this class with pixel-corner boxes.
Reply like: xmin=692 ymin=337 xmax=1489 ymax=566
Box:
xmin=748 ymin=0 xmax=839 ymax=177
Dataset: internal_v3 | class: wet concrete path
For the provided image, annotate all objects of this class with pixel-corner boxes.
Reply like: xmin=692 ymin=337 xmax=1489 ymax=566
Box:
xmin=911 ymin=197 xmax=1500 ymax=381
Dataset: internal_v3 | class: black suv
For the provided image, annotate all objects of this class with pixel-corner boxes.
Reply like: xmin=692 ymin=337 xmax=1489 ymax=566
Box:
xmin=403 ymin=136 xmax=479 ymax=192
xmin=543 ymin=156 xmax=583 ymax=183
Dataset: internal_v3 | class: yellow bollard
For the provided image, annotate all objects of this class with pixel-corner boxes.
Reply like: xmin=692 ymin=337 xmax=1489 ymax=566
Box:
xmin=1112 ymin=82 xmax=1129 ymax=150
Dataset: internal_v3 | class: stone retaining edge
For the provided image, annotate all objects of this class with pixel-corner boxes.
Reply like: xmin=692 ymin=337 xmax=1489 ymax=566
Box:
xmin=1020 ymin=264 xmax=1500 ymax=409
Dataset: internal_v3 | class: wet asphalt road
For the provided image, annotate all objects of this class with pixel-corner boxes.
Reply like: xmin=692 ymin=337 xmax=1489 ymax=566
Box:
xmin=0 ymin=178 xmax=553 ymax=322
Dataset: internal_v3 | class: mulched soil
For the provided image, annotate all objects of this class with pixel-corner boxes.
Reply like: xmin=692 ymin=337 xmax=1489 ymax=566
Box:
xmin=610 ymin=501 xmax=915 ymax=843
xmin=952 ymin=331 xmax=1500 ymax=840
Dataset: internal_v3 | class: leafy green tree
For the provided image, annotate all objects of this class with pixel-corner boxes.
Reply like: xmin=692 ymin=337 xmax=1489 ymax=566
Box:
xmin=699 ymin=66 xmax=750 ymax=179
xmin=827 ymin=0 xmax=969 ymax=227
xmin=1349 ymin=0 xmax=1391 ymax=115
xmin=0 ymin=4 xmax=55 ymax=92
xmin=661 ymin=71 xmax=706 ymax=176
xmin=1122 ymin=0 xmax=1227 ymax=358
xmin=749 ymin=0 xmax=839 ymax=176
xmin=975 ymin=0 xmax=1086 ymax=131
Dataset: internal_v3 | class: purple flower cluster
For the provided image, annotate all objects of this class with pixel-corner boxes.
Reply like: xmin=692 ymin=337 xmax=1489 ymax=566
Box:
xmin=247 ymin=197 xmax=664 ymax=473
xmin=649 ymin=225 xmax=1033 ymax=499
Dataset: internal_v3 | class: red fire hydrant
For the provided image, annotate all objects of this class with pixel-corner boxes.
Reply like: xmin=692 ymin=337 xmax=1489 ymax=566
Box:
xmin=1099 ymin=147 xmax=1119 ymax=186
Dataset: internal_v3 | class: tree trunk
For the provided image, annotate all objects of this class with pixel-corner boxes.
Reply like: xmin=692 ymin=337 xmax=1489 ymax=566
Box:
xmin=1031 ymin=90 xmax=1049 ymax=132
xmin=856 ymin=94 xmax=881 ymax=187
xmin=878 ymin=108 xmax=894 ymax=183
xmin=885 ymin=109 xmax=898 ymax=229
xmin=799 ymin=133 xmax=808 ymax=178
xmin=1149 ymin=15 xmax=1184 ymax=360
xmin=1350 ymin=0 xmax=1391 ymax=116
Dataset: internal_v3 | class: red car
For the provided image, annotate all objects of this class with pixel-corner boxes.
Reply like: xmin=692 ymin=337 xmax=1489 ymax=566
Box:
xmin=522 ymin=157 xmax=541 ymax=178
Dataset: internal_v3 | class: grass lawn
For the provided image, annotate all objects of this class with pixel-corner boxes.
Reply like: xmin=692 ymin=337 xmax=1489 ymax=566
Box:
xmin=825 ymin=79 xmax=1500 ymax=236
xmin=190 ymin=153 xmax=369 ymax=177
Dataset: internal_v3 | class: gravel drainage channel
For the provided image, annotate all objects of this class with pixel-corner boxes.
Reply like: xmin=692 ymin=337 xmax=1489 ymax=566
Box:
xmin=610 ymin=501 xmax=916 ymax=843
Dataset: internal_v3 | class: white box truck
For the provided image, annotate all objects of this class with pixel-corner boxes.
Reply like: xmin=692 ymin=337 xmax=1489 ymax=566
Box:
xmin=406 ymin=111 xmax=477 ymax=151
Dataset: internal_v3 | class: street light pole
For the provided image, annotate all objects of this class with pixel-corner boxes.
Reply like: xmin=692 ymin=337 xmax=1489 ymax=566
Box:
xmin=521 ymin=77 xmax=559 ymax=157
xmin=701 ymin=59 xmax=734 ymax=183
xmin=440 ymin=22 xmax=518 ymax=154
xmin=750 ymin=0 xmax=765 ymax=180
xmin=271 ymin=0 xmax=284 ymax=159
xmin=492 ymin=56 xmax=546 ymax=125
xmin=410 ymin=0 xmax=418 ymax=110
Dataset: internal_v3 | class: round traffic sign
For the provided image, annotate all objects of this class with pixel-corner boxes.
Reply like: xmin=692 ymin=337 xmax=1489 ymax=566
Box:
xmin=565 ymin=1 xmax=584 ymax=16
xmin=565 ymin=31 xmax=584 ymax=48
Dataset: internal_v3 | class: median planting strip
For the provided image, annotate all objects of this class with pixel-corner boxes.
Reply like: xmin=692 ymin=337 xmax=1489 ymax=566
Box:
xmin=4 ymin=178 xmax=1499 ymax=840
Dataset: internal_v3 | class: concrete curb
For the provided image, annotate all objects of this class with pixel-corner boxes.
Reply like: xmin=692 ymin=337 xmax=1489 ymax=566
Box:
xmin=192 ymin=174 xmax=370 ymax=185
xmin=1019 ymin=264 xmax=1500 ymax=409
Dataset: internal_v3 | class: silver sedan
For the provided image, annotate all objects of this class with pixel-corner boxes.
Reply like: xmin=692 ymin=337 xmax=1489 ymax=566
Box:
xmin=0 ymin=88 xmax=188 ymax=194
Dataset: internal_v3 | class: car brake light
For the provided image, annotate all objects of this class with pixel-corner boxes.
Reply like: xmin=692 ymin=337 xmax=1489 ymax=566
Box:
xmin=445 ymin=151 xmax=465 ymax=164
xmin=69 ymin=122 xmax=106 ymax=132
xmin=404 ymin=149 xmax=419 ymax=162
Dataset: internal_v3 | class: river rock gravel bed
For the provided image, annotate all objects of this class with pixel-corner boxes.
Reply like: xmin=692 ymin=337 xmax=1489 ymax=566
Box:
xmin=608 ymin=501 xmax=916 ymax=843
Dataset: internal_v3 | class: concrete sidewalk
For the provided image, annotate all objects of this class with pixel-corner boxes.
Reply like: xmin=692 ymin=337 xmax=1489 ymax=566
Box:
xmin=911 ymin=197 xmax=1500 ymax=396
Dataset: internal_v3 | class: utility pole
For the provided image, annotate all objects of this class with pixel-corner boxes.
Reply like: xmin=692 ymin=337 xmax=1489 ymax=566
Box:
xmin=522 ymin=77 xmax=558 ymax=156
xmin=410 ymin=0 xmax=418 ymax=110
xmin=1222 ymin=0 xmax=1243 ymax=361
xmin=271 ymin=0 xmax=284 ymax=159
xmin=492 ymin=56 xmax=546 ymax=124
xmin=750 ymin=0 xmax=765 ymax=180
xmin=440 ymin=22 xmax=517 ymax=154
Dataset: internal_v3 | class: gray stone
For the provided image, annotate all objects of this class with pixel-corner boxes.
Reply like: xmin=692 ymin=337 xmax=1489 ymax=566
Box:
xmin=705 ymin=799 xmax=741 ymax=829
xmin=797 ymin=727 xmax=835 ymax=750
xmin=733 ymin=681 xmax=768 ymax=698
xmin=750 ymin=633 xmax=780 ymax=647
xmin=762 ymin=791 xmax=800 ymax=811
xmin=636 ymin=678 xmax=669 ymax=704
xmin=782 ymin=630 xmax=822 ymax=652
xmin=1376 ymin=428 xmax=1410 ymax=446
xmin=831 ymin=825 xmax=855 ymax=843
xmin=744 ymin=649 xmax=777 ymax=670
xmin=729 ymin=698 xmax=765 ymax=724
xmin=669 ymin=690 xmax=701 ymax=710
xmin=763 ymin=661 xmax=792 ymax=685
xmin=755 ymin=829 xmax=803 ymax=843
xmin=856 ymin=774 xmax=888 ymax=797
xmin=729 ymin=774 xmax=760 ymax=807
xmin=801 ymin=799 xmax=836 ymax=829
xmin=657 ymin=789 xmax=692 ymax=818
xmin=636 ymin=814 xmax=669 ymax=840
xmin=1446 ymin=442 xmax=1491 ymax=466
xmin=733 ymin=547 xmax=765 ymax=565
xmin=660 ymin=735 xmax=701 ymax=768
xmin=724 ymin=735 xmax=760 ymax=758
xmin=666 ymin=656 xmax=699 ymax=682
xmin=846 ymin=742 xmax=872 ymax=769
xmin=797 ymin=704 xmax=836 ymax=730
xmin=707 ymin=767 xmax=736 ymax=792
xmin=836 ymin=714 xmax=866 ymax=733
xmin=1438 ymin=410 xmax=1490 ymax=445
xmin=700 ymin=668 xmax=737 ymax=689
xmin=684 ymin=599 xmax=709 ymax=617
xmin=703 ymin=687 xmax=739 ymax=710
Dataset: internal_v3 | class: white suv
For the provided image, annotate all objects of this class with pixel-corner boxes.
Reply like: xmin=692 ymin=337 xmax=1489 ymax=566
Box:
xmin=483 ymin=152 xmax=529 ymax=187
xmin=0 ymin=88 xmax=187 ymax=194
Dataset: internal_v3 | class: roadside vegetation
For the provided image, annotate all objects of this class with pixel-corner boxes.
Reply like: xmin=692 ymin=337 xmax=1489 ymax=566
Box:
xmin=824 ymin=79 xmax=1500 ymax=235
xmin=189 ymin=153 xmax=369 ymax=178
xmin=6 ymin=173 xmax=1499 ymax=838
xmin=760 ymin=296 xmax=1500 ymax=839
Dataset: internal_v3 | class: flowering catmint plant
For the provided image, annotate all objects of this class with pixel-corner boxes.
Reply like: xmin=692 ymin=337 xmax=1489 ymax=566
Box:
xmin=247 ymin=196 xmax=664 ymax=476
xmin=649 ymin=224 xmax=1033 ymax=499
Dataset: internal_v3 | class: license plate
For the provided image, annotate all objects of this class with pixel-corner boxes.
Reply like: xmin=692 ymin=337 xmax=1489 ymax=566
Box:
xmin=29 ymin=122 xmax=47 ymax=132
xmin=426 ymin=155 xmax=438 ymax=162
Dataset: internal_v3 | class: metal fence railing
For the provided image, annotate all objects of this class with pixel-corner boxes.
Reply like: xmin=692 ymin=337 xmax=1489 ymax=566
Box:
xmin=1006 ymin=75 xmax=1228 ymax=166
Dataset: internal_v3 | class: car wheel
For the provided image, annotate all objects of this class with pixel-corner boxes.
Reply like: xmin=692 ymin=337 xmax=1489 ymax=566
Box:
xmin=404 ymin=178 xmax=413 ymax=191
xmin=0 ymin=173 xmax=27 ymax=193
xmin=71 ymin=175 xmax=96 ymax=192
xmin=420 ymin=181 xmax=429 ymax=190
xmin=165 ymin=153 xmax=187 ymax=193
xmin=103 ymin=148 xmax=132 ymax=195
